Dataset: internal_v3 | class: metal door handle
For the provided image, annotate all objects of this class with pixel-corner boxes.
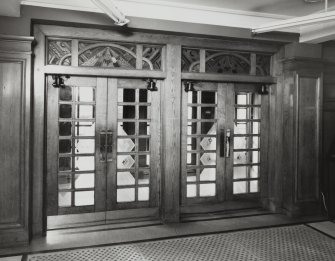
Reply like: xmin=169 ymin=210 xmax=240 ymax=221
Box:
xmin=106 ymin=130 xmax=113 ymax=161
xmin=220 ymin=129 xmax=225 ymax=157
xmin=225 ymin=129 xmax=231 ymax=158
xmin=100 ymin=131 xmax=107 ymax=161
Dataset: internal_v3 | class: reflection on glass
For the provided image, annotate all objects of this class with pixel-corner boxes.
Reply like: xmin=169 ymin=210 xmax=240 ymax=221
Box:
xmin=76 ymin=105 xmax=95 ymax=119
xmin=250 ymin=166 xmax=259 ymax=178
xmin=139 ymin=106 xmax=150 ymax=119
xmin=201 ymin=91 xmax=216 ymax=104
xmin=74 ymin=191 xmax=94 ymax=206
xmin=74 ymin=156 xmax=95 ymax=171
xmin=187 ymin=153 xmax=197 ymax=166
xmin=233 ymin=166 xmax=247 ymax=179
xmin=200 ymin=137 xmax=216 ymax=151
xmin=58 ymin=192 xmax=71 ymax=207
xmin=139 ymin=155 xmax=150 ymax=168
xmin=59 ymin=104 xmax=72 ymax=118
xmin=59 ymin=86 xmax=72 ymax=101
xmin=59 ymin=157 xmax=71 ymax=171
xmin=188 ymin=107 xmax=197 ymax=120
xmin=117 ymin=138 xmax=135 ymax=152
xmin=188 ymin=91 xmax=198 ymax=104
xmin=252 ymin=137 xmax=260 ymax=149
xmin=200 ymin=153 xmax=216 ymax=166
xmin=117 ymin=188 xmax=135 ymax=202
xmin=201 ymin=107 xmax=215 ymax=119
xmin=59 ymin=139 xmax=71 ymax=154
xmin=187 ymin=169 xmax=197 ymax=182
xmin=139 ymin=122 xmax=150 ymax=135
xmin=118 ymin=88 xmax=135 ymax=103
xmin=250 ymin=180 xmax=259 ymax=193
xmin=234 ymin=181 xmax=247 ymax=194
xmin=139 ymin=169 xmax=150 ymax=184
xmin=75 ymin=139 xmax=95 ymax=154
xmin=138 ymin=138 xmax=150 ymax=152
xmin=234 ymin=123 xmax=247 ymax=134
xmin=236 ymin=108 xmax=247 ymax=119
xmin=117 ymin=155 xmax=135 ymax=169
xmin=201 ymin=122 xmax=216 ymax=135
xmin=234 ymin=137 xmax=248 ymax=150
xmin=187 ymin=138 xmax=197 ymax=151
xmin=187 ymin=123 xmax=197 ymax=135
xmin=139 ymin=89 xmax=150 ymax=103
xmin=138 ymin=187 xmax=149 ymax=201
xmin=200 ymin=183 xmax=215 ymax=197
xmin=75 ymin=174 xmax=94 ymax=188
xmin=200 ymin=168 xmax=216 ymax=181
xmin=252 ymin=151 xmax=260 ymax=163
xmin=58 ymin=175 xmax=72 ymax=190
xmin=59 ymin=122 xmax=72 ymax=136
xmin=251 ymin=94 xmax=261 ymax=105
xmin=236 ymin=94 xmax=247 ymax=104
xmin=119 ymin=106 xmax=135 ymax=119
xmin=75 ymin=122 xmax=95 ymax=136
xmin=251 ymin=108 xmax=261 ymax=120
xmin=118 ymin=122 xmax=135 ymax=136
xmin=187 ymin=184 xmax=196 ymax=198
xmin=77 ymin=87 xmax=95 ymax=102
xmin=234 ymin=151 xmax=248 ymax=165
xmin=117 ymin=171 xmax=135 ymax=186
xmin=252 ymin=122 xmax=260 ymax=134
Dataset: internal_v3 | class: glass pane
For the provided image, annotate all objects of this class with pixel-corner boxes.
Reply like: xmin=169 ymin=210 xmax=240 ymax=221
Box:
xmin=117 ymin=188 xmax=135 ymax=202
xmin=75 ymin=139 xmax=95 ymax=154
xmin=75 ymin=191 xmax=94 ymax=206
xmin=138 ymin=138 xmax=150 ymax=152
xmin=75 ymin=122 xmax=95 ymax=137
xmin=76 ymin=105 xmax=95 ymax=119
xmin=234 ymin=166 xmax=248 ymax=179
xmin=59 ymin=85 xmax=72 ymax=101
xmin=58 ymin=192 xmax=71 ymax=207
xmin=188 ymin=107 xmax=198 ymax=120
xmin=59 ymin=122 xmax=72 ymax=136
xmin=139 ymin=89 xmax=151 ymax=103
xmin=187 ymin=153 xmax=197 ymax=166
xmin=251 ymin=94 xmax=261 ymax=105
xmin=201 ymin=122 xmax=216 ymax=135
xmin=138 ymin=169 xmax=150 ymax=184
xmin=200 ymin=168 xmax=216 ymax=181
xmin=138 ymin=187 xmax=149 ymax=201
xmin=200 ymin=137 xmax=216 ymax=151
xmin=187 ymin=184 xmax=196 ymax=198
xmin=234 ymin=151 xmax=248 ymax=165
xmin=118 ymin=122 xmax=135 ymax=135
xmin=200 ymin=183 xmax=216 ymax=197
xmin=187 ymin=123 xmax=197 ymax=135
xmin=251 ymin=108 xmax=261 ymax=119
xmin=252 ymin=122 xmax=260 ymax=134
xmin=252 ymin=151 xmax=260 ymax=163
xmin=59 ymin=104 xmax=72 ymax=118
xmin=77 ymin=87 xmax=95 ymax=102
xmin=201 ymin=91 xmax=216 ymax=104
xmin=236 ymin=94 xmax=247 ymax=105
xmin=250 ymin=180 xmax=259 ymax=193
xmin=187 ymin=138 xmax=197 ymax=151
xmin=139 ymin=106 xmax=150 ymax=119
xmin=75 ymin=174 xmax=94 ymax=188
xmin=187 ymin=169 xmax=197 ymax=182
xmin=236 ymin=108 xmax=247 ymax=119
xmin=250 ymin=166 xmax=259 ymax=178
xmin=252 ymin=137 xmax=260 ymax=149
xmin=188 ymin=91 xmax=198 ymax=104
xmin=201 ymin=107 xmax=215 ymax=119
xmin=74 ymin=156 xmax=95 ymax=171
xmin=234 ymin=137 xmax=248 ymax=149
xmin=234 ymin=123 xmax=247 ymax=135
xmin=200 ymin=153 xmax=216 ymax=166
xmin=233 ymin=181 xmax=247 ymax=194
xmin=58 ymin=175 xmax=72 ymax=190
xmin=59 ymin=139 xmax=71 ymax=154
xmin=139 ymin=122 xmax=150 ymax=135
xmin=139 ymin=155 xmax=150 ymax=168
xmin=59 ymin=157 xmax=71 ymax=171
xmin=117 ymin=171 xmax=135 ymax=186
xmin=117 ymin=138 xmax=135 ymax=152
xmin=119 ymin=106 xmax=135 ymax=119
xmin=117 ymin=155 xmax=135 ymax=169
xmin=119 ymin=88 xmax=135 ymax=102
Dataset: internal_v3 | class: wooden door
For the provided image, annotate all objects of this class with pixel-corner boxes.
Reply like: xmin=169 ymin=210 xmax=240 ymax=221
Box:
xmin=181 ymin=82 xmax=263 ymax=209
xmin=46 ymin=76 xmax=160 ymax=226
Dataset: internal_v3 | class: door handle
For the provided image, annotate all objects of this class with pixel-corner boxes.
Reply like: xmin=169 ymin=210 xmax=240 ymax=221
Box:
xmin=100 ymin=131 xmax=107 ymax=161
xmin=106 ymin=130 xmax=113 ymax=161
xmin=220 ymin=129 xmax=225 ymax=157
xmin=225 ymin=129 xmax=231 ymax=158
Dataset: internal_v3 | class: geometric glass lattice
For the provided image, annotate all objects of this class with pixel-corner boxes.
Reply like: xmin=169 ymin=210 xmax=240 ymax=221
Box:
xmin=48 ymin=40 xmax=71 ymax=66
xmin=181 ymin=48 xmax=200 ymax=72
xmin=142 ymin=45 xmax=162 ymax=70
xmin=256 ymin=54 xmax=271 ymax=76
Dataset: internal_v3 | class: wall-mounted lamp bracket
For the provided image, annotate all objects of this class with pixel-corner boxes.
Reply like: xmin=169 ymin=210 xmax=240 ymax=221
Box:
xmin=258 ymin=84 xmax=269 ymax=95
xmin=184 ymin=81 xmax=195 ymax=92
xmin=52 ymin=75 xmax=70 ymax=88
xmin=145 ymin=78 xmax=158 ymax=92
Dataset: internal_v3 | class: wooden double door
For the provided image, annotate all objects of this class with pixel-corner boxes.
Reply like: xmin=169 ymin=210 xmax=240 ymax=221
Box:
xmin=47 ymin=76 xmax=160 ymax=226
xmin=181 ymin=82 xmax=263 ymax=208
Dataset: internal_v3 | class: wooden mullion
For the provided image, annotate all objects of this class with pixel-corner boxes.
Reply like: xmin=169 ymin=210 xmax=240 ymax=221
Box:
xmin=196 ymin=91 xmax=201 ymax=198
xmin=71 ymin=39 xmax=79 ymax=67
xmin=118 ymin=102 xmax=151 ymax=106
xmin=181 ymin=82 xmax=188 ymax=204
xmin=200 ymin=49 xmax=206 ymax=73
xmin=250 ymin=53 xmax=256 ymax=76
xmin=71 ymin=86 xmax=76 ymax=207
xmin=136 ymin=44 xmax=143 ymax=70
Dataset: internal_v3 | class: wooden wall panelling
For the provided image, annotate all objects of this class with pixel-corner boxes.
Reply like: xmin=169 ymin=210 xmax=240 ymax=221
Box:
xmin=161 ymin=44 xmax=181 ymax=222
xmin=0 ymin=35 xmax=33 ymax=247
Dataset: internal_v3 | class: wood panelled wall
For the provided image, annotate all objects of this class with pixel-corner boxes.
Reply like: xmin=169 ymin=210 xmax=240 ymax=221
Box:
xmin=322 ymin=42 xmax=335 ymax=218
xmin=0 ymin=35 xmax=33 ymax=247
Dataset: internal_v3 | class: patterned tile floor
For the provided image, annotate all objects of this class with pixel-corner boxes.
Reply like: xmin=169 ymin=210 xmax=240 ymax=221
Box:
xmin=24 ymin=225 xmax=335 ymax=261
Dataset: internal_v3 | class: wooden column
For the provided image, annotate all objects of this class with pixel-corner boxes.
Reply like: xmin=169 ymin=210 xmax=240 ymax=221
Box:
xmin=0 ymin=35 xmax=33 ymax=247
xmin=161 ymin=44 xmax=181 ymax=222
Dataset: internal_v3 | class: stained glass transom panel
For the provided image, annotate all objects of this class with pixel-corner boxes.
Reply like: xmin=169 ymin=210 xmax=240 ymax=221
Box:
xmin=181 ymin=48 xmax=200 ymax=72
xmin=142 ymin=45 xmax=162 ymax=70
xmin=206 ymin=51 xmax=250 ymax=74
xmin=48 ymin=40 xmax=71 ymax=66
